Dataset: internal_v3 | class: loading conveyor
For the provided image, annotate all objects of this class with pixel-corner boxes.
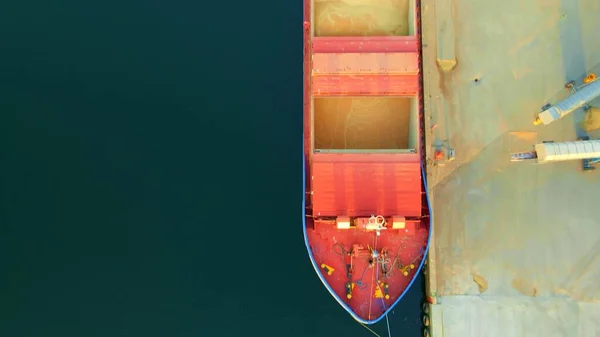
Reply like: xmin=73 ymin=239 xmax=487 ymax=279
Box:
xmin=534 ymin=74 xmax=600 ymax=126
xmin=510 ymin=138 xmax=600 ymax=168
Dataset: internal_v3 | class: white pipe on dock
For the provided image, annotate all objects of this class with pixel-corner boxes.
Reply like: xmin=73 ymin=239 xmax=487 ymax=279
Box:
xmin=535 ymin=139 xmax=600 ymax=163
xmin=537 ymin=79 xmax=600 ymax=125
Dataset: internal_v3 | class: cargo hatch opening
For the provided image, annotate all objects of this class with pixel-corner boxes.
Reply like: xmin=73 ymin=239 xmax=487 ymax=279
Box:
xmin=313 ymin=0 xmax=417 ymax=37
xmin=313 ymin=97 xmax=419 ymax=153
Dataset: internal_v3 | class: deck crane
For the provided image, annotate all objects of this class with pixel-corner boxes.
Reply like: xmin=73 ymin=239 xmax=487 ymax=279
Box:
xmin=511 ymin=138 xmax=600 ymax=171
xmin=533 ymin=73 xmax=600 ymax=126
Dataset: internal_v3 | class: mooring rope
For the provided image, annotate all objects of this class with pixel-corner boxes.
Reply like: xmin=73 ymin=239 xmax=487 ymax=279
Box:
xmin=359 ymin=322 xmax=382 ymax=337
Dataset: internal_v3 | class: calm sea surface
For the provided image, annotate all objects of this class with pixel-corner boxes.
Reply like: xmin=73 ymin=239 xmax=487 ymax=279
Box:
xmin=0 ymin=1 xmax=424 ymax=336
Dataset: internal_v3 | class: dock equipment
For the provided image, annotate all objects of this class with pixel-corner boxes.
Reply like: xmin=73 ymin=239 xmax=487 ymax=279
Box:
xmin=583 ymin=157 xmax=600 ymax=171
xmin=534 ymin=75 xmax=600 ymax=126
xmin=510 ymin=139 xmax=600 ymax=167
xmin=579 ymin=136 xmax=600 ymax=171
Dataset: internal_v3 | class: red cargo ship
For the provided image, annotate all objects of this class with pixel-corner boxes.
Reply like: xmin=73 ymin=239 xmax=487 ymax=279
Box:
xmin=302 ymin=0 xmax=431 ymax=324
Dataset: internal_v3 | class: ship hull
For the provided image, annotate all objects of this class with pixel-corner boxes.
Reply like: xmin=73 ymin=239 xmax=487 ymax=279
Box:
xmin=303 ymin=0 xmax=431 ymax=325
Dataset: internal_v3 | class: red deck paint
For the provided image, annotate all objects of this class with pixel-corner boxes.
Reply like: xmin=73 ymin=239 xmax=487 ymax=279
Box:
xmin=311 ymin=153 xmax=422 ymax=217
xmin=312 ymin=36 xmax=419 ymax=53
xmin=312 ymin=53 xmax=420 ymax=75
xmin=312 ymin=74 xmax=419 ymax=96
xmin=303 ymin=0 xmax=429 ymax=324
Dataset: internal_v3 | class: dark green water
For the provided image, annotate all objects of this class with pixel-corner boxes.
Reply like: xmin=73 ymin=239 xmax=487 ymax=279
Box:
xmin=0 ymin=1 xmax=424 ymax=336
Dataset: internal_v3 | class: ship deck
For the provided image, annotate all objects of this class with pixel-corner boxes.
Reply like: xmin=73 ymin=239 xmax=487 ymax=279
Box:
xmin=421 ymin=0 xmax=600 ymax=336
xmin=304 ymin=0 xmax=429 ymax=326
xmin=306 ymin=219 xmax=428 ymax=321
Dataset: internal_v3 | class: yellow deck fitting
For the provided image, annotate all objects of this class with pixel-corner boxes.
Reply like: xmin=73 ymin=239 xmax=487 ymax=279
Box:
xmin=320 ymin=263 xmax=334 ymax=275
xmin=345 ymin=282 xmax=354 ymax=299
xmin=379 ymin=281 xmax=390 ymax=299
xmin=401 ymin=264 xmax=415 ymax=276
xmin=584 ymin=73 xmax=597 ymax=84
xmin=374 ymin=283 xmax=384 ymax=299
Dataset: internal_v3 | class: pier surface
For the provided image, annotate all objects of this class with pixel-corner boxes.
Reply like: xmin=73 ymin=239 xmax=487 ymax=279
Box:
xmin=421 ymin=0 xmax=600 ymax=336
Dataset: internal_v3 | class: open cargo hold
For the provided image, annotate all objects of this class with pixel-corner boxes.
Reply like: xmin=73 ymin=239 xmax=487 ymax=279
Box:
xmin=313 ymin=0 xmax=416 ymax=37
xmin=310 ymin=0 xmax=421 ymax=151
xmin=314 ymin=97 xmax=419 ymax=151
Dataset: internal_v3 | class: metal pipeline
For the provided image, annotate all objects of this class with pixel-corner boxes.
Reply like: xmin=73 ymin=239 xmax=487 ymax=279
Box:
xmin=536 ymin=79 xmax=600 ymax=125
